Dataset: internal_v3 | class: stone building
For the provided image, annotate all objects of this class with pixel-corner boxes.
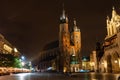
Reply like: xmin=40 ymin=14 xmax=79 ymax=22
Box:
xmin=38 ymin=41 xmax=60 ymax=72
xmin=0 ymin=34 xmax=20 ymax=67
xmin=0 ymin=34 xmax=20 ymax=56
xmin=82 ymin=56 xmax=90 ymax=71
xmin=39 ymin=8 xmax=82 ymax=73
xmin=59 ymin=8 xmax=81 ymax=72
xmin=99 ymin=7 xmax=120 ymax=73
xmin=90 ymin=51 xmax=96 ymax=72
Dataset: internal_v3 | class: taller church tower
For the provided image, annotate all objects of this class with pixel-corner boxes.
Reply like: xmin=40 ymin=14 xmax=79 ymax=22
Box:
xmin=59 ymin=8 xmax=70 ymax=49
xmin=59 ymin=8 xmax=71 ymax=72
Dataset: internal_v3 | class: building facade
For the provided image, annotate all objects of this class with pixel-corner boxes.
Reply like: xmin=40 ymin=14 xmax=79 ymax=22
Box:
xmin=82 ymin=56 xmax=90 ymax=71
xmin=90 ymin=51 xmax=97 ymax=72
xmin=39 ymin=8 xmax=82 ymax=73
xmin=0 ymin=34 xmax=20 ymax=67
xmin=99 ymin=7 xmax=120 ymax=73
xmin=0 ymin=34 xmax=20 ymax=56
xmin=59 ymin=8 xmax=81 ymax=72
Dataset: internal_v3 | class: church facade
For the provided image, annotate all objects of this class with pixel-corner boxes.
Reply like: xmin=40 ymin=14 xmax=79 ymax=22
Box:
xmin=59 ymin=9 xmax=81 ymax=72
xmin=39 ymin=8 xmax=82 ymax=73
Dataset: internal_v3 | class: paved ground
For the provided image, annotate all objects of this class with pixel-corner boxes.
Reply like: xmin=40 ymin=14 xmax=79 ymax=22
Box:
xmin=0 ymin=72 xmax=119 ymax=80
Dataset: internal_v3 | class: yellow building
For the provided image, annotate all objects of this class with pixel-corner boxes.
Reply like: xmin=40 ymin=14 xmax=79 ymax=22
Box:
xmin=99 ymin=7 xmax=120 ymax=73
xmin=59 ymin=8 xmax=81 ymax=72
xmin=90 ymin=51 xmax=98 ymax=72
xmin=82 ymin=56 xmax=90 ymax=71
xmin=0 ymin=34 xmax=20 ymax=56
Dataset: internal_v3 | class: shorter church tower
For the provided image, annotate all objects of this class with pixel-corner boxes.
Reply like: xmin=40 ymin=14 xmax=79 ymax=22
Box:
xmin=71 ymin=19 xmax=81 ymax=53
xmin=70 ymin=19 xmax=81 ymax=72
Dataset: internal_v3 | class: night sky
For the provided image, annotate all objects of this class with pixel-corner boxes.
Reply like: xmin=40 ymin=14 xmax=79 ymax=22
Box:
xmin=0 ymin=0 xmax=119 ymax=62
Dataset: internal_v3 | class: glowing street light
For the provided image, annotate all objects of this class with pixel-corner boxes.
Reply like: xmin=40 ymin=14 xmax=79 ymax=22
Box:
xmin=21 ymin=56 xmax=25 ymax=60
xmin=21 ymin=62 xmax=25 ymax=66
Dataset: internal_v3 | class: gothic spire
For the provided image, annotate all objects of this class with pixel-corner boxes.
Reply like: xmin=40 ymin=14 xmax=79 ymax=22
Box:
xmin=74 ymin=18 xmax=77 ymax=26
xmin=112 ymin=6 xmax=116 ymax=17
xmin=60 ymin=4 xmax=68 ymax=23
xmin=73 ymin=18 xmax=77 ymax=31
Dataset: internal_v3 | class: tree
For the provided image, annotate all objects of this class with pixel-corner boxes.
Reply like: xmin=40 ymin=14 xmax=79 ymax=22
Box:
xmin=13 ymin=57 xmax=22 ymax=68
xmin=0 ymin=54 xmax=21 ymax=68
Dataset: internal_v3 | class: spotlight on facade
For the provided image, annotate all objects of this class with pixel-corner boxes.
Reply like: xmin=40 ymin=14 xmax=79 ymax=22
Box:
xmin=14 ymin=48 xmax=18 ymax=52
xmin=104 ymin=61 xmax=107 ymax=68
xmin=101 ymin=62 xmax=104 ymax=64
xmin=114 ymin=60 xmax=118 ymax=63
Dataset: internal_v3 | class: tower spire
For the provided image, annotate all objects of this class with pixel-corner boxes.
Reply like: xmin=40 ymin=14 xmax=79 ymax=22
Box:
xmin=112 ymin=6 xmax=115 ymax=10
xmin=73 ymin=18 xmax=77 ymax=30
xmin=74 ymin=18 xmax=77 ymax=26
xmin=60 ymin=4 xmax=68 ymax=23
xmin=112 ymin=6 xmax=116 ymax=17
xmin=62 ymin=3 xmax=65 ymax=19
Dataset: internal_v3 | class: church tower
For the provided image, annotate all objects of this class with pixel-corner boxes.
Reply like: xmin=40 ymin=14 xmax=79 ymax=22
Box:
xmin=59 ymin=8 xmax=70 ymax=72
xmin=59 ymin=8 xmax=70 ymax=48
xmin=70 ymin=19 xmax=82 ymax=72
xmin=71 ymin=19 xmax=81 ymax=53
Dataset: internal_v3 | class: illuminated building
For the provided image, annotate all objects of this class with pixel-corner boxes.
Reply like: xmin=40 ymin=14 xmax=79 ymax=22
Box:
xmin=99 ymin=7 xmax=120 ymax=73
xmin=81 ymin=56 xmax=90 ymax=70
xmin=0 ymin=34 xmax=20 ymax=56
xmin=59 ymin=8 xmax=81 ymax=72
xmin=39 ymin=8 xmax=82 ymax=73
xmin=90 ymin=51 xmax=96 ymax=72
xmin=0 ymin=34 xmax=20 ymax=67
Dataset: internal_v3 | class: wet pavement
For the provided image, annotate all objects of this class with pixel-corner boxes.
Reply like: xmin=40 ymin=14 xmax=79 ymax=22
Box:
xmin=0 ymin=72 xmax=119 ymax=80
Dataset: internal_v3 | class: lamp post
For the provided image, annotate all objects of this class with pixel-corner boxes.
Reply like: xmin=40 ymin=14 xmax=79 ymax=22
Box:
xmin=21 ymin=56 xmax=25 ymax=72
xmin=21 ymin=62 xmax=25 ymax=72
xmin=21 ymin=56 xmax=25 ymax=61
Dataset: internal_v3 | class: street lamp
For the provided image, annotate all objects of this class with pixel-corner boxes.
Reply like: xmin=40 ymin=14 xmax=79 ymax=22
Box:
xmin=21 ymin=56 xmax=25 ymax=61
xmin=21 ymin=62 xmax=25 ymax=66
xmin=21 ymin=55 xmax=25 ymax=72
xmin=21 ymin=61 xmax=25 ymax=72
